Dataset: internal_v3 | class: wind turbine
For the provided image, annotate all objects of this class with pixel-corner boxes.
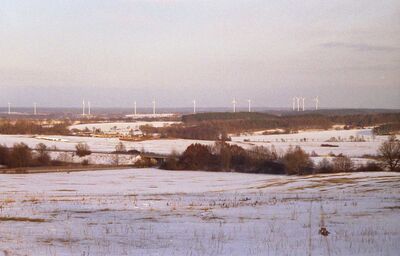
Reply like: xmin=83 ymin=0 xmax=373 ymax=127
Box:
xmin=232 ymin=98 xmax=237 ymax=113
xmin=33 ymin=102 xmax=37 ymax=115
xmin=82 ymin=99 xmax=86 ymax=116
xmin=296 ymin=97 xmax=300 ymax=111
xmin=313 ymin=96 xmax=319 ymax=110
xmin=152 ymin=99 xmax=156 ymax=115
xmin=134 ymin=101 xmax=137 ymax=115
xmin=292 ymin=97 xmax=296 ymax=111
xmin=193 ymin=100 xmax=196 ymax=114
xmin=8 ymin=102 xmax=11 ymax=115
xmin=88 ymin=101 xmax=91 ymax=115
xmin=247 ymin=99 xmax=251 ymax=113
xmin=301 ymin=97 xmax=305 ymax=111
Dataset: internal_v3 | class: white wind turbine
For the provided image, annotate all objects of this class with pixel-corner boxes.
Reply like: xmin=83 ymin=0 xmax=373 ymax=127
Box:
xmin=193 ymin=100 xmax=196 ymax=114
xmin=152 ymin=99 xmax=156 ymax=115
xmin=134 ymin=101 xmax=137 ymax=115
xmin=88 ymin=101 xmax=91 ymax=115
xmin=292 ymin=97 xmax=296 ymax=111
xmin=232 ymin=98 xmax=237 ymax=113
xmin=82 ymin=99 xmax=86 ymax=116
xmin=247 ymin=99 xmax=251 ymax=113
xmin=301 ymin=97 xmax=305 ymax=111
xmin=296 ymin=97 xmax=300 ymax=111
xmin=8 ymin=102 xmax=11 ymax=115
xmin=33 ymin=102 xmax=37 ymax=115
xmin=313 ymin=96 xmax=319 ymax=110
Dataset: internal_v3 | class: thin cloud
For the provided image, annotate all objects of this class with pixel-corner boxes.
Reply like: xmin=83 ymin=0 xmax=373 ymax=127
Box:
xmin=320 ymin=42 xmax=399 ymax=52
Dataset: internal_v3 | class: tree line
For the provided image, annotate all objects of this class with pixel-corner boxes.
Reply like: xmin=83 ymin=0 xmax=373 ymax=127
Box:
xmin=161 ymin=136 xmax=400 ymax=174
xmin=141 ymin=112 xmax=400 ymax=140
xmin=0 ymin=119 xmax=71 ymax=135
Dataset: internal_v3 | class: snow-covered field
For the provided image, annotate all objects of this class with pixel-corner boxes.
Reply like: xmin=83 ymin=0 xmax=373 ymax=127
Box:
xmin=232 ymin=128 xmax=388 ymax=158
xmin=0 ymin=128 xmax=390 ymax=166
xmin=69 ymin=121 xmax=180 ymax=135
xmin=0 ymin=134 xmax=209 ymax=155
xmin=0 ymin=169 xmax=399 ymax=255
xmin=0 ymin=128 xmax=386 ymax=156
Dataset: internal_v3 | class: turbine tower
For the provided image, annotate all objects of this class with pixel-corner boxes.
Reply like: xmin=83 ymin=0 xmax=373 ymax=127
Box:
xmin=33 ymin=102 xmax=37 ymax=115
xmin=8 ymin=102 xmax=11 ymax=115
xmin=248 ymin=99 xmax=251 ymax=112
xmin=82 ymin=99 xmax=86 ymax=116
xmin=134 ymin=101 xmax=137 ymax=115
xmin=296 ymin=97 xmax=300 ymax=112
xmin=88 ymin=101 xmax=91 ymax=115
xmin=193 ymin=100 xmax=196 ymax=114
xmin=313 ymin=96 xmax=319 ymax=110
xmin=232 ymin=98 xmax=237 ymax=113
xmin=152 ymin=99 xmax=156 ymax=115
xmin=301 ymin=97 xmax=305 ymax=111
xmin=292 ymin=97 xmax=296 ymax=111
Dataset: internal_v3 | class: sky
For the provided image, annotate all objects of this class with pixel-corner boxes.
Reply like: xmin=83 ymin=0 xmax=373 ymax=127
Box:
xmin=0 ymin=0 xmax=399 ymax=109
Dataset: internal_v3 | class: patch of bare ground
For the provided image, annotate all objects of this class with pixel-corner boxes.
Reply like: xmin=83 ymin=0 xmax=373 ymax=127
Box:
xmin=363 ymin=188 xmax=382 ymax=192
xmin=321 ymin=177 xmax=357 ymax=184
xmin=21 ymin=197 xmax=40 ymax=203
xmin=383 ymin=206 xmax=400 ymax=210
xmin=288 ymin=184 xmax=326 ymax=191
xmin=375 ymin=179 xmax=400 ymax=184
xmin=201 ymin=215 xmax=225 ymax=221
xmin=134 ymin=217 xmax=158 ymax=222
xmin=255 ymin=180 xmax=293 ymax=189
xmin=40 ymin=238 xmax=80 ymax=245
xmin=0 ymin=216 xmax=47 ymax=222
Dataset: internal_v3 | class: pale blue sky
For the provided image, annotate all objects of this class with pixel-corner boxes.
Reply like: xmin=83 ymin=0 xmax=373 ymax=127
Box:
xmin=0 ymin=0 xmax=399 ymax=108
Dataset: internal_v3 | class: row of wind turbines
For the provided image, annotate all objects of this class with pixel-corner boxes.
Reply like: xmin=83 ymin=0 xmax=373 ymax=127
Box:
xmin=80 ymin=98 xmax=252 ymax=116
xmin=292 ymin=96 xmax=319 ymax=111
xmin=6 ymin=102 xmax=38 ymax=115
xmin=4 ymin=97 xmax=320 ymax=116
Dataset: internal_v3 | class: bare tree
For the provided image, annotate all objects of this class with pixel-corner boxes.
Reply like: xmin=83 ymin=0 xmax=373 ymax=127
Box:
xmin=378 ymin=135 xmax=400 ymax=171
xmin=332 ymin=155 xmax=354 ymax=172
xmin=75 ymin=143 xmax=91 ymax=157
xmin=35 ymin=143 xmax=50 ymax=165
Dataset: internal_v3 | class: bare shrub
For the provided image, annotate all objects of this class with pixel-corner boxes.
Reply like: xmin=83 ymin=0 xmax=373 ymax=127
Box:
xmin=35 ymin=143 xmax=50 ymax=166
xmin=317 ymin=158 xmax=334 ymax=173
xmin=332 ymin=155 xmax=354 ymax=172
xmin=161 ymin=150 xmax=180 ymax=170
xmin=57 ymin=152 xmax=73 ymax=163
xmin=356 ymin=161 xmax=383 ymax=172
xmin=75 ymin=143 xmax=91 ymax=157
xmin=282 ymin=146 xmax=314 ymax=175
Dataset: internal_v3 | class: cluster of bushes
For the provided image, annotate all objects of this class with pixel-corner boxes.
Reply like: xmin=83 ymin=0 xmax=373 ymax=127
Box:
xmin=140 ymin=124 xmax=229 ymax=141
xmin=373 ymin=123 xmax=400 ymax=135
xmin=0 ymin=142 xmax=95 ymax=169
xmin=161 ymin=142 xmax=285 ymax=174
xmin=161 ymin=135 xmax=400 ymax=175
xmin=0 ymin=143 xmax=54 ymax=168
xmin=0 ymin=119 xmax=71 ymax=135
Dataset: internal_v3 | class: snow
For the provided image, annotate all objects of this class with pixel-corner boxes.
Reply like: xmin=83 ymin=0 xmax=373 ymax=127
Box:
xmin=231 ymin=128 xmax=388 ymax=157
xmin=0 ymin=134 xmax=208 ymax=155
xmin=0 ymin=128 xmax=390 ymax=166
xmin=69 ymin=121 xmax=180 ymax=135
xmin=0 ymin=170 xmax=399 ymax=255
